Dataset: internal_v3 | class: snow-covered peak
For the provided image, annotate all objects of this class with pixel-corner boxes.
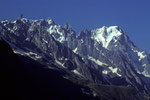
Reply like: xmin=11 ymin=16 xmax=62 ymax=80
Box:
xmin=20 ymin=18 xmax=29 ymax=23
xmin=47 ymin=18 xmax=55 ymax=25
xmin=91 ymin=26 xmax=123 ymax=48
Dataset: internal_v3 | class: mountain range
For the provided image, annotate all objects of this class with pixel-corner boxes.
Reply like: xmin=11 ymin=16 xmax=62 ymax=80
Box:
xmin=0 ymin=15 xmax=150 ymax=100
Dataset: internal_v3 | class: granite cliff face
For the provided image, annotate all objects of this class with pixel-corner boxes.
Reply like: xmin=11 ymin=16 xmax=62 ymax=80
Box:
xmin=0 ymin=17 xmax=150 ymax=99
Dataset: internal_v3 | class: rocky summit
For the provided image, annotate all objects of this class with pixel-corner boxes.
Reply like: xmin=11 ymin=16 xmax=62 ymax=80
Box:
xmin=0 ymin=16 xmax=150 ymax=100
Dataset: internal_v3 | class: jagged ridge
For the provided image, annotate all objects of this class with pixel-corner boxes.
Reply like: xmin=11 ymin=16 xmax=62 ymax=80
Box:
xmin=0 ymin=16 xmax=150 ymax=97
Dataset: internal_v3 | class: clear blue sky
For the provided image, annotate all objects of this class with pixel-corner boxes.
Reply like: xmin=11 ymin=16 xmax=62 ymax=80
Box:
xmin=0 ymin=0 xmax=150 ymax=52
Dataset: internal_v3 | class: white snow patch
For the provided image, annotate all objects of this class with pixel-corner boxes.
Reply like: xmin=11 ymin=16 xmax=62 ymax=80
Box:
xmin=108 ymin=67 xmax=122 ymax=77
xmin=55 ymin=60 xmax=65 ymax=68
xmin=25 ymin=38 xmax=30 ymax=41
xmin=13 ymin=26 xmax=18 ymax=30
xmin=137 ymin=51 xmax=146 ymax=61
xmin=4 ymin=23 xmax=7 ymax=26
xmin=58 ymin=36 xmax=65 ymax=42
xmin=114 ymin=44 xmax=117 ymax=47
xmin=72 ymin=70 xmax=84 ymax=77
xmin=13 ymin=50 xmax=25 ymax=56
xmin=142 ymin=64 xmax=147 ymax=67
xmin=102 ymin=70 xmax=108 ymax=74
xmin=1 ymin=20 xmax=8 ymax=23
xmin=88 ymin=56 xmax=107 ymax=66
xmin=12 ymin=20 xmax=16 ymax=23
xmin=132 ymin=49 xmax=147 ymax=61
xmin=137 ymin=70 xmax=142 ymax=74
xmin=28 ymin=52 xmax=42 ymax=59
xmin=73 ymin=48 xmax=78 ymax=53
xmin=14 ymin=50 xmax=42 ymax=60
xmin=142 ymin=71 xmax=150 ymax=78
xmin=42 ymin=39 xmax=48 ymax=43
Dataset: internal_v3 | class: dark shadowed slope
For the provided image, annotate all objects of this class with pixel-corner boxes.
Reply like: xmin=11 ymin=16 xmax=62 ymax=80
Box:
xmin=0 ymin=40 xmax=98 ymax=100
